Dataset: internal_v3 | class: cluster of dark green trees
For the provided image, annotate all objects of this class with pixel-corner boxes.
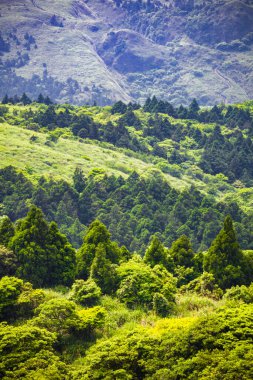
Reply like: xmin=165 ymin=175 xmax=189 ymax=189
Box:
xmin=142 ymin=96 xmax=252 ymax=126
xmin=1 ymin=93 xmax=53 ymax=105
xmin=1 ymin=165 xmax=253 ymax=253
xmin=1 ymin=205 xmax=253 ymax=378
xmin=1 ymin=202 xmax=252 ymax=296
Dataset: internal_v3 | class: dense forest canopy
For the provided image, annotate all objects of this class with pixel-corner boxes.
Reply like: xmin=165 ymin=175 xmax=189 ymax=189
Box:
xmin=0 ymin=96 xmax=253 ymax=379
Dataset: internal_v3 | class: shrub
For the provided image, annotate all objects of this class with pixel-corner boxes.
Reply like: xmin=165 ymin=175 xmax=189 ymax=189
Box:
xmin=69 ymin=279 xmax=102 ymax=307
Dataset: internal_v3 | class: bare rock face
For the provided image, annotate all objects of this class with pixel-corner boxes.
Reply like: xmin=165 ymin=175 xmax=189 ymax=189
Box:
xmin=0 ymin=0 xmax=253 ymax=105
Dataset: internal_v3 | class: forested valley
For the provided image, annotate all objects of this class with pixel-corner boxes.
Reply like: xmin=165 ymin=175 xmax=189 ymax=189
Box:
xmin=1 ymin=96 xmax=253 ymax=379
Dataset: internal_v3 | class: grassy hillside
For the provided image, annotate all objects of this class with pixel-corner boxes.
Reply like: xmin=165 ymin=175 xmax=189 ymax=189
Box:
xmin=0 ymin=119 xmax=187 ymax=189
xmin=1 ymin=100 xmax=253 ymax=379
xmin=1 ymin=99 xmax=253 ymax=252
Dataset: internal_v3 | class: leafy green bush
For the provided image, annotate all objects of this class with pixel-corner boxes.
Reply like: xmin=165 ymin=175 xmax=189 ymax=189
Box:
xmin=0 ymin=246 xmax=17 ymax=277
xmin=153 ymin=292 xmax=174 ymax=317
xmin=180 ymin=272 xmax=223 ymax=300
xmin=116 ymin=257 xmax=176 ymax=310
xmin=71 ymin=303 xmax=253 ymax=379
xmin=223 ymin=283 xmax=253 ymax=304
xmin=69 ymin=279 xmax=102 ymax=307
xmin=0 ymin=322 xmax=68 ymax=379
xmin=0 ymin=276 xmax=24 ymax=321
xmin=32 ymin=298 xmax=106 ymax=339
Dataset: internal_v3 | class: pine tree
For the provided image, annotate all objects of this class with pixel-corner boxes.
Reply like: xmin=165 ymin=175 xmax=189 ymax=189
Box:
xmin=111 ymin=101 xmax=127 ymax=114
xmin=90 ymin=243 xmax=118 ymax=294
xmin=144 ymin=236 xmax=168 ymax=268
xmin=73 ymin=167 xmax=86 ymax=193
xmin=21 ymin=93 xmax=32 ymax=105
xmin=0 ymin=216 xmax=15 ymax=247
xmin=10 ymin=206 xmax=75 ymax=287
xmin=76 ymin=220 xmax=122 ymax=279
xmin=37 ymin=93 xmax=45 ymax=103
xmin=204 ymin=215 xmax=245 ymax=289
xmin=46 ymin=222 xmax=76 ymax=286
xmin=169 ymin=235 xmax=194 ymax=268
xmin=2 ymin=94 xmax=9 ymax=104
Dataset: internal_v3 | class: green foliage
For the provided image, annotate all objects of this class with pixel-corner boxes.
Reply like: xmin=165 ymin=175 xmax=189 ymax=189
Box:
xmin=76 ymin=220 xmax=122 ymax=280
xmin=73 ymin=167 xmax=86 ymax=193
xmin=111 ymin=101 xmax=127 ymax=114
xmin=175 ymin=293 xmax=218 ymax=316
xmin=0 ymin=276 xmax=23 ymax=321
xmin=33 ymin=298 xmax=106 ymax=340
xmin=1 ymin=162 xmax=253 ymax=255
xmin=69 ymin=279 xmax=102 ymax=307
xmin=72 ymin=303 xmax=253 ymax=379
xmin=116 ymin=257 xmax=176 ymax=309
xmin=0 ymin=322 xmax=68 ymax=379
xmin=71 ymin=327 xmax=159 ymax=380
xmin=90 ymin=243 xmax=118 ymax=294
xmin=0 ymin=245 xmax=17 ymax=277
xmin=169 ymin=234 xmax=194 ymax=268
xmin=153 ymin=292 xmax=174 ymax=317
xmin=17 ymin=281 xmax=46 ymax=318
xmin=223 ymin=283 xmax=253 ymax=304
xmin=10 ymin=206 xmax=76 ymax=287
xmin=0 ymin=276 xmax=46 ymax=322
xmin=100 ymin=295 xmax=144 ymax=337
xmin=144 ymin=235 xmax=169 ymax=268
xmin=204 ymin=215 xmax=246 ymax=289
xmin=0 ymin=216 xmax=15 ymax=247
xmin=180 ymin=272 xmax=223 ymax=300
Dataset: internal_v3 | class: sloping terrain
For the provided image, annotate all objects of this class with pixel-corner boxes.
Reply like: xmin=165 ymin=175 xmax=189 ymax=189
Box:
xmin=1 ymin=100 xmax=253 ymax=252
xmin=0 ymin=0 xmax=253 ymax=105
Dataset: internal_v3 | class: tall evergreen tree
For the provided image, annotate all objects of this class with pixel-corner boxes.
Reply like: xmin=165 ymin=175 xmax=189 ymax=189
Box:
xmin=10 ymin=206 xmax=75 ymax=287
xmin=204 ymin=215 xmax=245 ymax=289
xmin=169 ymin=235 xmax=194 ymax=268
xmin=73 ymin=167 xmax=86 ymax=193
xmin=37 ymin=93 xmax=45 ymax=103
xmin=0 ymin=216 xmax=15 ymax=247
xmin=90 ymin=243 xmax=118 ymax=294
xmin=20 ymin=93 xmax=32 ymax=105
xmin=144 ymin=235 xmax=168 ymax=268
xmin=76 ymin=220 xmax=122 ymax=279
xmin=2 ymin=94 xmax=9 ymax=104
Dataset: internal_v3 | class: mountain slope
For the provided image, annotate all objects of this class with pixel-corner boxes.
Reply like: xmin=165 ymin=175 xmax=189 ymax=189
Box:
xmin=1 ymin=100 xmax=253 ymax=252
xmin=0 ymin=0 xmax=253 ymax=105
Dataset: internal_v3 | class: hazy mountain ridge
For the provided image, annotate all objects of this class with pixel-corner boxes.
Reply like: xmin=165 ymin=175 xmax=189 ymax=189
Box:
xmin=0 ymin=0 xmax=253 ymax=105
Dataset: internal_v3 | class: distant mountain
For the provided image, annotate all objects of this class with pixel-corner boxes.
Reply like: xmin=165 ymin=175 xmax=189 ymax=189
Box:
xmin=0 ymin=0 xmax=253 ymax=105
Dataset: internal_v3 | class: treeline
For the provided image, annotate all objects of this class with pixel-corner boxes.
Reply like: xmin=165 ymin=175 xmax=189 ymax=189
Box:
xmin=142 ymin=96 xmax=253 ymax=126
xmin=2 ymin=98 xmax=253 ymax=183
xmin=1 ymin=203 xmax=253 ymax=294
xmin=1 ymin=93 xmax=53 ymax=105
xmin=1 ymin=166 xmax=253 ymax=252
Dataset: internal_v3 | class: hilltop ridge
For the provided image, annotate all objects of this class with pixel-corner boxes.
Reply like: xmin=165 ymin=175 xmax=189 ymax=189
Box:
xmin=0 ymin=0 xmax=253 ymax=105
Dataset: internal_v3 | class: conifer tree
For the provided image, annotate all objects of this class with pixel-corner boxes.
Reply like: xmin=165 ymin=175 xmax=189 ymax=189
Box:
xmin=37 ymin=93 xmax=45 ymax=103
xmin=76 ymin=220 xmax=122 ymax=279
xmin=90 ymin=243 xmax=118 ymax=294
xmin=73 ymin=167 xmax=86 ymax=193
xmin=20 ymin=93 xmax=32 ymax=105
xmin=204 ymin=215 xmax=245 ymax=289
xmin=10 ymin=206 xmax=75 ymax=287
xmin=0 ymin=216 xmax=15 ymax=247
xmin=169 ymin=235 xmax=194 ymax=268
xmin=144 ymin=235 xmax=168 ymax=268
xmin=2 ymin=94 xmax=9 ymax=104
